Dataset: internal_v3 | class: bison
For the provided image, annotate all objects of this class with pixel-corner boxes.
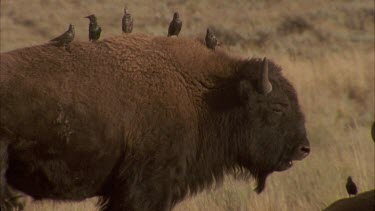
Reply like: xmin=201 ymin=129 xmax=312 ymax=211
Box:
xmin=0 ymin=34 xmax=310 ymax=211
xmin=323 ymin=190 xmax=375 ymax=211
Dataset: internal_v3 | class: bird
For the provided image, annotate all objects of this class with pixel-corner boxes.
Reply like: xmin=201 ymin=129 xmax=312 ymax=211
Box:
xmin=205 ymin=27 xmax=221 ymax=50
xmin=168 ymin=12 xmax=182 ymax=37
xmin=50 ymin=24 xmax=75 ymax=50
xmin=85 ymin=14 xmax=101 ymax=42
xmin=122 ymin=7 xmax=133 ymax=34
xmin=346 ymin=176 xmax=358 ymax=197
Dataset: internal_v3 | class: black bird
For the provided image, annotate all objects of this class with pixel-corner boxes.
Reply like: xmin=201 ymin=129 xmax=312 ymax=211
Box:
xmin=205 ymin=27 xmax=221 ymax=50
xmin=122 ymin=7 xmax=133 ymax=34
xmin=346 ymin=176 xmax=358 ymax=197
xmin=50 ymin=24 xmax=75 ymax=49
xmin=85 ymin=14 xmax=101 ymax=42
xmin=168 ymin=12 xmax=182 ymax=37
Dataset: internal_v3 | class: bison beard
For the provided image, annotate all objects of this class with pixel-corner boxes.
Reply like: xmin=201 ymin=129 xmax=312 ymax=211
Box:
xmin=0 ymin=34 xmax=309 ymax=211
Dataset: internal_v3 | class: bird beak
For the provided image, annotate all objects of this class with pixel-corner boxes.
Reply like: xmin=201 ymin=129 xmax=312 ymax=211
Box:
xmin=84 ymin=16 xmax=89 ymax=19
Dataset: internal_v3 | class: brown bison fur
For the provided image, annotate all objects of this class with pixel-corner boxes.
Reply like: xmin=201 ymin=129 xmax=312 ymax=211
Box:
xmin=0 ymin=34 xmax=310 ymax=211
xmin=323 ymin=190 xmax=375 ymax=211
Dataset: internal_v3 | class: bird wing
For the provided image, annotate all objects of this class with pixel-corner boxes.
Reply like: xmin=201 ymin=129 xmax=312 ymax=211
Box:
xmin=50 ymin=30 xmax=68 ymax=42
xmin=122 ymin=16 xmax=126 ymax=32
xmin=168 ymin=21 xmax=174 ymax=36
xmin=88 ymin=31 xmax=93 ymax=41
xmin=175 ymin=20 xmax=182 ymax=33
xmin=129 ymin=19 xmax=133 ymax=32
xmin=97 ymin=26 xmax=102 ymax=38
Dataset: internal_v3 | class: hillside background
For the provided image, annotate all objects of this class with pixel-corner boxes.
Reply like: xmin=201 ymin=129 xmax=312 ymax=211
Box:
xmin=1 ymin=0 xmax=374 ymax=210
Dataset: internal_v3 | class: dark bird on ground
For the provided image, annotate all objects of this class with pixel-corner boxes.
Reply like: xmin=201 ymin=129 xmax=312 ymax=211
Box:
xmin=205 ymin=27 xmax=221 ymax=50
xmin=50 ymin=24 xmax=75 ymax=49
xmin=168 ymin=12 xmax=182 ymax=37
xmin=122 ymin=7 xmax=133 ymax=34
xmin=346 ymin=176 xmax=358 ymax=197
xmin=85 ymin=14 xmax=101 ymax=42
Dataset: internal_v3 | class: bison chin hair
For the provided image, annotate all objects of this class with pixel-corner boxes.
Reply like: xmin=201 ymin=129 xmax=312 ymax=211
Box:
xmin=253 ymin=171 xmax=269 ymax=193
xmin=230 ymin=166 xmax=271 ymax=194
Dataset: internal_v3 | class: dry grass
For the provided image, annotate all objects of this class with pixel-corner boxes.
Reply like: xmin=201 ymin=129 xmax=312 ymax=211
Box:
xmin=1 ymin=0 xmax=374 ymax=210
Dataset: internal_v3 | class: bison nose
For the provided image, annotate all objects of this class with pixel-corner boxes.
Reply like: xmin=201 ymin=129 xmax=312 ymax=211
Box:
xmin=293 ymin=145 xmax=310 ymax=160
xmin=300 ymin=145 xmax=310 ymax=155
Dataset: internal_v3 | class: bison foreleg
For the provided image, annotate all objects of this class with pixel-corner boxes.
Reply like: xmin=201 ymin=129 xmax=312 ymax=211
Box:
xmin=1 ymin=186 xmax=25 ymax=211
xmin=99 ymin=167 xmax=175 ymax=211
xmin=100 ymin=182 xmax=172 ymax=211
xmin=0 ymin=137 xmax=9 ymax=209
xmin=0 ymin=136 xmax=26 ymax=211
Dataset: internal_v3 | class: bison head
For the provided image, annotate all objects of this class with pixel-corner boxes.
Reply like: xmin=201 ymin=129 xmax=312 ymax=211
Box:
xmin=229 ymin=57 xmax=310 ymax=192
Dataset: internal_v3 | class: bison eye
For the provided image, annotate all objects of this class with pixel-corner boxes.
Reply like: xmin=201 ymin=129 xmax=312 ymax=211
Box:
xmin=265 ymin=105 xmax=286 ymax=125
xmin=270 ymin=103 xmax=287 ymax=117
xmin=272 ymin=108 xmax=283 ymax=115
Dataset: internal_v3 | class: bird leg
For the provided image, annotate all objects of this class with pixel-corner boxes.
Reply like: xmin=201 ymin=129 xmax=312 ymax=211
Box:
xmin=65 ymin=45 xmax=72 ymax=53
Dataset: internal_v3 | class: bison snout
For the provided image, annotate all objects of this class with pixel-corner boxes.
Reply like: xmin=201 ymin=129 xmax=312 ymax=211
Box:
xmin=293 ymin=145 xmax=310 ymax=160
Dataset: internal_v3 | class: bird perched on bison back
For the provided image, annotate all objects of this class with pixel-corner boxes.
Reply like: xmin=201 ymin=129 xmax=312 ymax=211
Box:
xmin=346 ymin=176 xmax=358 ymax=197
xmin=205 ymin=27 xmax=221 ymax=50
xmin=50 ymin=24 xmax=75 ymax=50
xmin=122 ymin=7 xmax=133 ymax=34
xmin=85 ymin=14 xmax=102 ymax=42
xmin=168 ymin=12 xmax=182 ymax=37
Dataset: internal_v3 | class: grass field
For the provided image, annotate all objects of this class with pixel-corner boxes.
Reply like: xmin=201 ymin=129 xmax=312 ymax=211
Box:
xmin=1 ymin=0 xmax=374 ymax=210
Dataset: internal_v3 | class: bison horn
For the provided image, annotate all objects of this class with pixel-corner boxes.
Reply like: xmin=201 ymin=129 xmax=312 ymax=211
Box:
xmin=260 ymin=57 xmax=272 ymax=95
